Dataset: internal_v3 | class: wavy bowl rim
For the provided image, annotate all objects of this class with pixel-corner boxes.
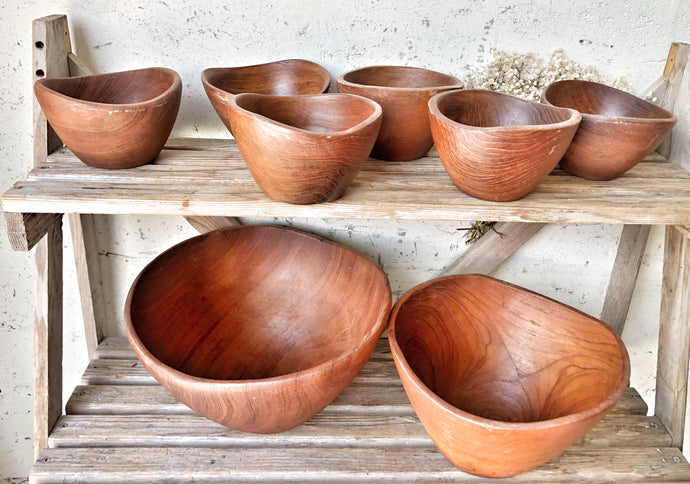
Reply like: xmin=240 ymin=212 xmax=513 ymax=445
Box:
xmin=336 ymin=65 xmax=464 ymax=92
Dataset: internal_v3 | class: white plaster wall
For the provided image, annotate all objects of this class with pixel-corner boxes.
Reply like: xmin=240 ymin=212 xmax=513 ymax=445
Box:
xmin=0 ymin=0 xmax=688 ymax=479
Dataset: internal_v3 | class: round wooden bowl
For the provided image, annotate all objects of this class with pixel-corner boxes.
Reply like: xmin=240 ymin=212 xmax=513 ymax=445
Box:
xmin=124 ymin=225 xmax=392 ymax=434
xmin=388 ymin=274 xmax=629 ymax=478
xmin=34 ymin=67 xmax=181 ymax=169
xmin=202 ymin=59 xmax=330 ymax=133
xmin=541 ymin=80 xmax=677 ymax=180
xmin=429 ymin=89 xmax=581 ymax=201
xmin=336 ymin=65 xmax=462 ymax=161
xmin=227 ymin=93 xmax=382 ymax=204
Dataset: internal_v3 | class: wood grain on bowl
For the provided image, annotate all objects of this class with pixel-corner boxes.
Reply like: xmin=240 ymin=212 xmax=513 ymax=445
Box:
xmin=34 ymin=67 xmax=181 ymax=169
xmin=337 ymin=65 xmax=462 ymax=161
xmin=429 ymin=89 xmax=581 ymax=201
xmin=228 ymin=93 xmax=382 ymax=204
xmin=124 ymin=225 xmax=392 ymax=434
xmin=388 ymin=274 xmax=630 ymax=478
xmin=541 ymin=80 xmax=677 ymax=180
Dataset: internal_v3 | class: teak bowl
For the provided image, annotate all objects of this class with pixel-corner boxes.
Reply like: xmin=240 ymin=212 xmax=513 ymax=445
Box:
xmin=227 ymin=93 xmax=382 ymax=204
xmin=124 ymin=225 xmax=392 ymax=434
xmin=388 ymin=274 xmax=629 ymax=478
xmin=336 ymin=65 xmax=462 ymax=161
xmin=429 ymin=89 xmax=581 ymax=201
xmin=34 ymin=67 xmax=181 ymax=169
xmin=202 ymin=59 xmax=330 ymax=133
xmin=541 ymin=80 xmax=677 ymax=180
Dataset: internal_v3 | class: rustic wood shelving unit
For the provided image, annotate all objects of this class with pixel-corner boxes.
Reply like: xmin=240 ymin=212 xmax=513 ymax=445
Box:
xmin=3 ymin=14 xmax=690 ymax=482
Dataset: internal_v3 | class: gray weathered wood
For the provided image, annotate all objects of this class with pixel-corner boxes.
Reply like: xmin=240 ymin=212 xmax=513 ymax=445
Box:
xmin=658 ymin=43 xmax=690 ymax=168
xmin=600 ymin=224 xmax=651 ymax=334
xmin=29 ymin=446 xmax=690 ymax=483
xmin=656 ymin=224 xmax=690 ymax=448
xmin=32 ymin=222 xmax=63 ymax=460
xmin=4 ymin=212 xmax=62 ymax=252
xmin=439 ymin=222 xmax=545 ymax=276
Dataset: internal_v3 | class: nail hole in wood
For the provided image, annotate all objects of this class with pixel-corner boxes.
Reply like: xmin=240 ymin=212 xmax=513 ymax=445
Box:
xmin=35 ymin=69 xmax=45 ymax=77
xmin=35 ymin=41 xmax=44 ymax=48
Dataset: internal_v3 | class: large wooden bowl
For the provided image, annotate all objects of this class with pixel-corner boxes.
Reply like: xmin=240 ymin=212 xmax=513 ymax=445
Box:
xmin=388 ymin=274 xmax=629 ymax=478
xmin=336 ymin=65 xmax=462 ymax=161
xmin=227 ymin=93 xmax=382 ymax=204
xmin=429 ymin=89 xmax=581 ymax=201
xmin=202 ymin=59 xmax=330 ymax=133
xmin=541 ymin=80 xmax=677 ymax=180
xmin=124 ymin=225 xmax=392 ymax=434
xmin=34 ymin=67 xmax=181 ymax=169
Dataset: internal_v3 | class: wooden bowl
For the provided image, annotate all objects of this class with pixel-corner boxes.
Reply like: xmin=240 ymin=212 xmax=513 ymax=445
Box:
xmin=34 ymin=67 xmax=181 ymax=169
xmin=124 ymin=225 xmax=392 ymax=434
xmin=336 ymin=65 xmax=462 ymax=161
xmin=541 ymin=80 xmax=677 ymax=180
xmin=202 ymin=59 xmax=330 ymax=133
xmin=429 ymin=89 xmax=581 ymax=201
xmin=227 ymin=93 xmax=382 ymax=204
xmin=388 ymin=274 xmax=629 ymax=478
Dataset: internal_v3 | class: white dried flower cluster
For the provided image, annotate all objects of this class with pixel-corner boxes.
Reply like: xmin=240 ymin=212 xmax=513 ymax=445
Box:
xmin=465 ymin=48 xmax=632 ymax=100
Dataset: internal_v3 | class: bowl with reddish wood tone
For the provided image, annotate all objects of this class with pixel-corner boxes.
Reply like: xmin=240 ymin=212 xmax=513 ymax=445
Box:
xmin=429 ymin=89 xmax=581 ymax=201
xmin=388 ymin=274 xmax=629 ymax=478
xmin=202 ymin=59 xmax=330 ymax=133
xmin=541 ymin=80 xmax=677 ymax=180
xmin=227 ymin=93 xmax=382 ymax=204
xmin=336 ymin=65 xmax=462 ymax=161
xmin=124 ymin=225 xmax=392 ymax=433
xmin=34 ymin=67 xmax=181 ymax=169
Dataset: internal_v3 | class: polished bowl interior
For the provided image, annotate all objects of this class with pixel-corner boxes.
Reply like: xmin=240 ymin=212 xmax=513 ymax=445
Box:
xmin=388 ymin=274 xmax=629 ymax=477
xmin=429 ymin=89 xmax=581 ymax=201
xmin=124 ymin=225 xmax=391 ymax=433
xmin=228 ymin=93 xmax=382 ymax=204
xmin=34 ymin=67 xmax=181 ymax=169
xmin=336 ymin=65 xmax=462 ymax=161
xmin=541 ymin=80 xmax=676 ymax=180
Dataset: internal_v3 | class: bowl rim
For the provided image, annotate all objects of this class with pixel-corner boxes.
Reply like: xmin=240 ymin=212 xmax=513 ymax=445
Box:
xmin=124 ymin=224 xmax=392 ymax=388
xmin=34 ymin=67 xmax=181 ymax=110
xmin=541 ymin=79 xmax=678 ymax=125
xmin=229 ymin=92 xmax=383 ymax=137
xmin=336 ymin=65 xmax=464 ymax=92
xmin=428 ymin=88 xmax=582 ymax=132
xmin=201 ymin=58 xmax=331 ymax=95
xmin=388 ymin=273 xmax=631 ymax=431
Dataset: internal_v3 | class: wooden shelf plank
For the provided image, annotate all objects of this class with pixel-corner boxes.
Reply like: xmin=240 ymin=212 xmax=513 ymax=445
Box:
xmin=30 ymin=446 xmax=690 ymax=483
xmin=3 ymin=140 xmax=690 ymax=225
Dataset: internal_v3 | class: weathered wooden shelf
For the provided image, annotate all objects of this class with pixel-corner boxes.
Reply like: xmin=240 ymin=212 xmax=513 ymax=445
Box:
xmin=29 ymin=337 xmax=690 ymax=483
xmin=3 ymin=138 xmax=690 ymax=225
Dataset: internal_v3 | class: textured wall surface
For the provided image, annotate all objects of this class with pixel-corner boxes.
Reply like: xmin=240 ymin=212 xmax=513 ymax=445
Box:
xmin=0 ymin=0 xmax=688 ymax=479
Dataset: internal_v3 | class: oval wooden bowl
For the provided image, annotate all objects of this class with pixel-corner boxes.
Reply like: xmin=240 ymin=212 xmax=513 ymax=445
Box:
xmin=336 ymin=65 xmax=462 ymax=161
xmin=429 ymin=89 xmax=581 ymax=201
xmin=541 ymin=80 xmax=677 ymax=180
xmin=34 ymin=67 xmax=181 ymax=169
xmin=227 ymin=93 xmax=382 ymax=204
xmin=388 ymin=274 xmax=629 ymax=478
xmin=124 ymin=225 xmax=392 ymax=434
xmin=202 ymin=59 xmax=330 ymax=133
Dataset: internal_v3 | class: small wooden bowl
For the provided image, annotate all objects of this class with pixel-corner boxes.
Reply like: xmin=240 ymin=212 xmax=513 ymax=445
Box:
xmin=202 ymin=59 xmax=330 ymax=133
xmin=429 ymin=89 xmax=581 ymax=201
xmin=228 ymin=93 xmax=382 ymax=204
xmin=34 ymin=67 xmax=181 ymax=169
xmin=388 ymin=274 xmax=629 ymax=478
xmin=541 ymin=80 xmax=677 ymax=180
xmin=336 ymin=65 xmax=462 ymax=161
xmin=124 ymin=225 xmax=392 ymax=434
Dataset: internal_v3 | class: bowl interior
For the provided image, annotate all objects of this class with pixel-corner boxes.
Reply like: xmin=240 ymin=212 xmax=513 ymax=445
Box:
xmin=392 ymin=276 xmax=627 ymax=423
xmin=235 ymin=94 xmax=379 ymax=133
xmin=38 ymin=68 xmax=177 ymax=105
xmin=128 ymin=226 xmax=389 ymax=381
xmin=435 ymin=90 xmax=574 ymax=128
xmin=203 ymin=60 xmax=330 ymax=95
xmin=544 ymin=80 xmax=673 ymax=119
xmin=342 ymin=66 xmax=459 ymax=89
